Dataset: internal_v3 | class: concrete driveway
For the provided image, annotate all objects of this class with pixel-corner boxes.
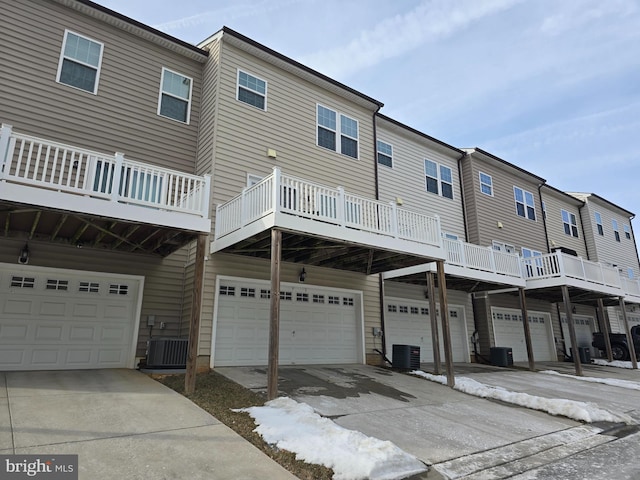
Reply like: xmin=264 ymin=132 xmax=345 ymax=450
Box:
xmin=0 ymin=369 xmax=296 ymax=480
xmin=218 ymin=363 xmax=640 ymax=478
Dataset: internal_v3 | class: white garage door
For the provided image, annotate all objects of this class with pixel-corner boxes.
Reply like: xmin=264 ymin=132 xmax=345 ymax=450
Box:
xmin=214 ymin=278 xmax=362 ymax=366
xmin=384 ymin=297 xmax=468 ymax=363
xmin=560 ymin=315 xmax=595 ymax=357
xmin=492 ymin=308 xmax=554 ymax=362
xmin=0 ymin=263 xmax=142 ymax=370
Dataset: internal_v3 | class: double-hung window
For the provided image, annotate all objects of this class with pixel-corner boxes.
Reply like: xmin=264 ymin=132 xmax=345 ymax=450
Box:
xmin=612 ymin=219 xmax=620 ymax=242
xmin=424 ymin=159 xmax=453 ymax=199
xmin=317 ymin=105 xmax=359 ymax=158
xmin=514 ymin=186 xmax=536 ymax=220
xmin=479 ymin=172 xmax=493 ymax=196
xmin=237 ymin=70 xmax=267 ymax=110
xmin=56 ymin=30 xmax=104 ymax=94
xmin=624 ymin=225 xmax=631 ymax=240
xmin=561 ymin=210 xmax=579 ymax=237
xmin=158 ymin=67 xmax=192 ymax=123
xmin=594 ymin=212 xmax=604 ymax=235
xmin=377 ymin=140 xmax=393 ymax=168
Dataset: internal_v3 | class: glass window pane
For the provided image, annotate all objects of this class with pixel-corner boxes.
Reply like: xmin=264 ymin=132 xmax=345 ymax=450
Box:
xmin=238 ymin=88 xmax=265 ymax=109
xmin=527 ymin=206 xmax=536 ymax=220
xmin=318 ymin=127 xmax=336 ymax=151
xmin=442 ymin=183 xmax=453 ymax=199
xmin=340 ymin=115 xmax=358 ymax=139
xmin=426 ymin=177 xmax=438 ymax=194
xmin=160 ymin=94 xmax=188 ymax=122
xmin=378 ymin=153 xmax=392 ymax=167
xmin=524 ymin=191 xmax=534 ymax=206
xmin=341 ymin=136 xmax=358 ymax=158
xmin=163 ymin=70 xmax=190 ymax=99
xmin=377 ymin=140 xmax=392 ymax=156
xmin=516 ymin=203 xmax=525 ymax=217
xmin=480 ymin=173 xmax=492 ymax=185
xmin=317 ymin=105 xmax=336 ymax=130
xmin=481 ymin=184 xmax=492 ymax=195
xmin=514 ymin=187 xmax=524 ymax=202
xmin=60 ymin=59 xmax=97 ymax=92
xmin=424 ymin=159 xmax=437 ymax=178
xmin=440 ymin=165 xmax=452 ymax=183
xmin=562 ymin=210 xmax=569 ymax=222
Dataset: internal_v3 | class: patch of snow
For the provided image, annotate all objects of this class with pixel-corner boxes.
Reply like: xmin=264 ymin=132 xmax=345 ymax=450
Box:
xmin=235 ymin=397 xmax=427 ymax=480
xmin=410 ymin=370 xmax=634 ymax=425
xmin=541 ymin=370 xmax=640 ymax=391
xmin=592 ymin=359 xmax=635 ymax=369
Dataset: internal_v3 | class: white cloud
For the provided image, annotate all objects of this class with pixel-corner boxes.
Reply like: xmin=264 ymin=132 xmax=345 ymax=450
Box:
xmin=541 ymin=0 xmax=638 ymax=36
xmin=299 ymin=0 xmax=522 ymax=79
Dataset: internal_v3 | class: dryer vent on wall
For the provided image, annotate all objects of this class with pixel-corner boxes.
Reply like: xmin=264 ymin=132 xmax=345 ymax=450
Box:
xmin=147 ymin=338 xmax=188 ymax=368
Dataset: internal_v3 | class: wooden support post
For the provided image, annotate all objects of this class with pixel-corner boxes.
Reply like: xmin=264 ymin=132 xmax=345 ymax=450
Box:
xmin=519 ymin=288 xmax=535 ymax=371
xmin=427 ymin=271 xmax=441 ymax=375
xmin=597 ymin=298 xmax=613 ymax=363
xmin=561 ymin=285 xmax=582 ymax=376
xmin=267 ymin=229 xmax=282 ymax=400
xmin=619 ymin=297 xmax=638 ymax=369
xmin=185 ymin=233 xmax=207 ymax=394
xmin=436 ymin=260 xmax=455 ymax=388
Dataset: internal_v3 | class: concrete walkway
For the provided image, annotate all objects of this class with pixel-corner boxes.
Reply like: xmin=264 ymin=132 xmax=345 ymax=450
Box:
xmin=0 ymin=369 xmax=296 ymax=480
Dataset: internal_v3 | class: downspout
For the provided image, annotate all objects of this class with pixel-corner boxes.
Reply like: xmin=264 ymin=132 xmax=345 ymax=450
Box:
xmin=538 ymin=183 xmax=550 ymax=253
xmin=457 ymin=152 xmax=469 ymax=241
xmin=576 ymin=201 xmax=590 ymax=258
xmin=629 ymin=214 xmax=640 ymax=273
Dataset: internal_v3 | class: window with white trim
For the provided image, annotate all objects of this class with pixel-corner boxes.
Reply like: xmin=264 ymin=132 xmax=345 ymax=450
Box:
xmin=594 ymin=212 xmax=604 ymax=235
xmin=317 ymin=105 xmax=358 ymax=158
xmin=612 ymin=219 xmax=620 ymax=242
xmin=521 ymin=247 xmax=543 ymax=276
xmin=424 ymin=160 xmax=453 ymax=199
xmin=479 ymin=172 xmax=493 ymax=196
xmin=628 ymin=268 xmax=635 ymax=279
xmin=158 ymin=67 xmax=192 ymax=123
xmin=237 ymin=70 xmax=267 ymax=110
xmin=492 ymin=241 xmax=516 ymax=254
xmin=624 ymin=224 xmax=631 ymax=240
xmin=377 ymin=140 xmax=393 ymax=168
xmin=514 ymin=186 xmax=536 ymax=220
xmin=561 ymin=210 xmax=579 ymax=237
xmin=247 ymin=174 xmax=263 ymax=187
xmin=57 ymin=30 xmax=104 ymax=94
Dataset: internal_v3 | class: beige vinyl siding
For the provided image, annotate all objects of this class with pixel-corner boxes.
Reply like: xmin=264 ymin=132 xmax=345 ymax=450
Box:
xmin=376 ymin=121 xmax=465 ymax=239
xmin=0 ymin=0 xmax=203 ymax=173
xmin=461 ymin=158 xmax=480 ymax=244
xmin=0 ymin=238 xmax=188 ymax=357
xmin=582 ymin=201 xmax=640 ymax=278
xmin=196 ymin=39 xmax=221 ymax=177
xmin=383 ymin=281 xmax=474 ymax=360
xmin=462 ymin=155 xmax=547 ymax=253
xmin=199 ymin=253 xmax=380 ymax=360
xmin=211 ymin=42 xmax=377 ymax=213
xmin=541 ymin=189 xmax=588 ymax=258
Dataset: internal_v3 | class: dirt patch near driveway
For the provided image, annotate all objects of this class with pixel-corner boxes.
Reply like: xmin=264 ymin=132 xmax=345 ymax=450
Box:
xmin=159 ymin=371 xmax=334 ymax=480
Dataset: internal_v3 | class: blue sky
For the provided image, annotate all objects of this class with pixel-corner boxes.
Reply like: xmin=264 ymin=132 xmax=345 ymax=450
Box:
xmin=96 ymin=0 xmax=640 ymax=217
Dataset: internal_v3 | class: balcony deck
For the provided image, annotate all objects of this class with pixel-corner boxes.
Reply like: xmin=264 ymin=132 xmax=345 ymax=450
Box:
xmin=212 ymin=167 xmax=446 ymax=273
xmin=0 ymin=124 xmax=211 ymax=233
xmin=384 ymin=238 xmax=526 ymax=289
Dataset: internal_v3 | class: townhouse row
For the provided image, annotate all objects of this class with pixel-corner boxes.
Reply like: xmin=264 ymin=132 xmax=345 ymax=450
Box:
xmin=1 ymin=0 xmax=638 ymax=373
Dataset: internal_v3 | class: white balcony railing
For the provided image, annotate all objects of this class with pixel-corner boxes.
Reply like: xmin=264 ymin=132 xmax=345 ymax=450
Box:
xmin=443 ymin=237 xmax=522 ymax=278
xmin=0 ymin=124 xmax=210 ymax=219
xmin=522 ymin=251 xmax=622 ymax=288
xmin=215 ymin=167 xmax=442 ymax=247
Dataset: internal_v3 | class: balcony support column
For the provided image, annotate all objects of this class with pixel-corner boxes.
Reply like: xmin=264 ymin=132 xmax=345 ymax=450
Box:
xmin=185 ymin=233 xmax=208 ymax=394
xmin=426 ymin=271 xmax=441 ymax=375
xmin=619 ymin=297 xmax=638 ymax=369
xmin=436 ymin=260 xmax=455 ymax=388
xmin=561 ymin=285 xmax=582 ymax=376
xmin=597 ymin=298 xmax=613 ymax=362
xmin=518 ymin=287 xmax=535 ymax=371
xmin=267 ymin=228 xmax=283 ymax=399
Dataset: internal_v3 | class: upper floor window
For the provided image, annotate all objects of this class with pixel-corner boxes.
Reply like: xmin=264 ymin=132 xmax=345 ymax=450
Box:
xmin=247 ymin=173 xmax=262 ymax=187
xmin=424 ymin=159 xmax=453 ymax=199
xmin=628 ymin=268 xmax=635 ymax=279
xmin=561 ymin=210 xmax=579 ymax=238
xmin=492 ymin=241 xmax=516 ymax=254
xmin=56 ymin=30 xmax=104 ymax=94
xmin=377 ymin=140 xmax=393 ymax=168
xmin=479 ymin=172 xmax=493 ymax=196
xmin=317 ymin=105 xmax=358 ymax=159
xmin=624 ymin=224 xmax=631 ymax=240
xmin=594 ymin=212 xmax=604 ymax=235
xmin=237 ymin=70 xmax=267 ymax=110
xmin=158 ymin=68 xmax=192 ymax=123
xmin=514 ymin=186 xmax=536 ymax=221
xmin=612 ymin=219 xmax=620 ymax=242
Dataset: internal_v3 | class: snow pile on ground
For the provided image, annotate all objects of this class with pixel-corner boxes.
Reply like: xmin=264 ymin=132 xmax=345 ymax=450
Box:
xmin=541 ymin=370 xmax=640 ymax=391
xmin=235 ymin=397 xmax=427 ymax=480
xmin=592 ymin=359 xmax=636 ymax=369
xmin=411 ymin=370 xmax=633 ymax=425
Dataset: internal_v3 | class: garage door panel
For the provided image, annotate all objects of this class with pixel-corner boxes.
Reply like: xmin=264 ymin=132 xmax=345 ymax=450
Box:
xmin=493 ymin=308 xmax=554 ymax=362
xmin=0 ymin=264 xmax=141 ymax=370
xmin=214 ymin=279 xmax=360 ymax=366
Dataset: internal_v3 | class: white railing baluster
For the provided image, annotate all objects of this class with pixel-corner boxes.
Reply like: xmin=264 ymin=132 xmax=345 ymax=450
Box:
xmin=0 ymin=124 xmax=13 ymax=181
